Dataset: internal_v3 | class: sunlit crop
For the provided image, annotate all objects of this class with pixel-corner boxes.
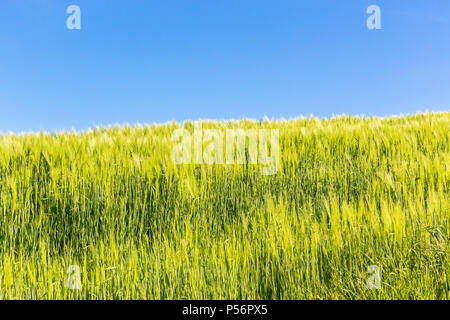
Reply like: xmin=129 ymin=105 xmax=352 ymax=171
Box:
xmin=0 ymin=112 xmax=448 ymax=299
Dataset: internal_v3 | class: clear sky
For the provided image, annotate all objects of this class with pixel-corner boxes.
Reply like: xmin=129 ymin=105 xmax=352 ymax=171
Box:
xmin=1 ymin=0 xmax=449 ymax=132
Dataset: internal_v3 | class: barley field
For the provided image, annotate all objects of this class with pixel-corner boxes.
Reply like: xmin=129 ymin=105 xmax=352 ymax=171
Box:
xmin=0 ymin=112 xmax=448 ymax=300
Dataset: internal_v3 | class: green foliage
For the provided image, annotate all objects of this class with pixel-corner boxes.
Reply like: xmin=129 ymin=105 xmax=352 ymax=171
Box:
xmin=0 ymin=113 xmax=448 ymax=299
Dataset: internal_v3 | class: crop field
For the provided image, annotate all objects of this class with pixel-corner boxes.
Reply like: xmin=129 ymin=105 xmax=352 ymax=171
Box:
xmin=0 ymin=112 xmax=448 ymax=300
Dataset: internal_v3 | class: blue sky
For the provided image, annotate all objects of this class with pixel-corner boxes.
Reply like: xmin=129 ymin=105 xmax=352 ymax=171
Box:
xmin=1 ymin=0 xmax=449 ymax=132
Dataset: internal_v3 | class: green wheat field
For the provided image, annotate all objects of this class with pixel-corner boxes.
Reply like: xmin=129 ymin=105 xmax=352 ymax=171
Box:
xmin=0 ymin=112 xmax=448 ymax=300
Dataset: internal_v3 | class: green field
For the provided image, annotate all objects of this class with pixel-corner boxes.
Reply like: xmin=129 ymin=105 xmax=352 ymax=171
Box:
xmin=0 ymin=113 xmax=448 ymax=299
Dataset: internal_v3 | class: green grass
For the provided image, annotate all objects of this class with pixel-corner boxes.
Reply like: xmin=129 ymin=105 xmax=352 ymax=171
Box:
xmin=0 ymin=112 xmax=448 ymax=299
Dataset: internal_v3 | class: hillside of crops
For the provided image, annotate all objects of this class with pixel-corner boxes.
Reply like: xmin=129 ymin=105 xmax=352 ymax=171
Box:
xmin=0 ymin=112 xmax=448 ymax=299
